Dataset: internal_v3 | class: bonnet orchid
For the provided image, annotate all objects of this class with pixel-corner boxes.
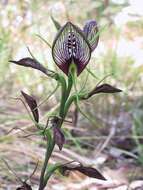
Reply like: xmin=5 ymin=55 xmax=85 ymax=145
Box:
xmin=52 ymin=20 xmax=99 ymax=76
xmin=8 ymin=19 xmax=123 ymax=190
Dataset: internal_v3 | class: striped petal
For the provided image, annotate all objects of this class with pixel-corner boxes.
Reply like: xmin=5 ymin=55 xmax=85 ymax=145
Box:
xmin=52 ymin=22 xmax=91 ymax=76
xmin=83 ymin=20 xmax=99 ymax=51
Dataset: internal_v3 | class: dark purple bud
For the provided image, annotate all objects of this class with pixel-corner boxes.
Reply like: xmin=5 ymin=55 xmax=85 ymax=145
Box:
xmin=85 ymin=83 xmax=122 ymax=99
xmin=53 ymin=127 xmax=65 ymax=150
xmin=52 ymin=22 xmax=91 ymax=76
xmin=83 ymin=20 xmax=99 ymax=51
xmin=93 ymin=84 xmax=122 ymax=93
xmin=60 ymin=164 xmax=106 ymax=180
xmin=21 ymin=91 xmax=39 ymax=123
xmin=10 ymin=58 xmax=50 ymax=76
xmin=16 ymin=182 xmax=32 ymax=190
xmin=76 ymin=166 xmax=106 ymax=180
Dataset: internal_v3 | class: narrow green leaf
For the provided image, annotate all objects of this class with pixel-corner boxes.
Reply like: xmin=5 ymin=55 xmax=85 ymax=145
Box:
xmin=51 ymin=16 xmax=61 ymax=30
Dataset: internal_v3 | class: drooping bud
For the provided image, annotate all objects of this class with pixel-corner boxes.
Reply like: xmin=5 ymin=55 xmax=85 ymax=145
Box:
xmin=53 ymin=126 xmax=65 ymax=151
xmin=16 ymin=182 xmax=32 ymax=190
xmin=21 ymin=91 xmax=39 ymax=123
xmin=81 ymin=83 xmax=122 ymax=100
xmin=10 ymin=58 xmax=48 ymax=75
xmin=60 ymin=163 xmax=106 ymax=180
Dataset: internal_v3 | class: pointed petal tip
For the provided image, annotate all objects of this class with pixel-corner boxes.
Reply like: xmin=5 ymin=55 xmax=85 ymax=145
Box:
xmin=9 ymin=60 xmax=17 ymax=63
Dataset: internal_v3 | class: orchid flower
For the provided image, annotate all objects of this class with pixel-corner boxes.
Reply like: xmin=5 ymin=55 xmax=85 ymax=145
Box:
xmin=52 ymin=20 xmax=99 ymax=76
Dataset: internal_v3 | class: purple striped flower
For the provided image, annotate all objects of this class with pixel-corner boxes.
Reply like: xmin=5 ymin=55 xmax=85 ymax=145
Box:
xmin=52 ymin=21 xmax=99 ymax=76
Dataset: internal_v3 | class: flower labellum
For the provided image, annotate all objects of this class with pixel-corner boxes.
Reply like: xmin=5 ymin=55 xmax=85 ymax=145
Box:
xmin=83 ymin=20 xmax=99 ymax=52
xmin=52 ymin=22 xmax=91 ymax=76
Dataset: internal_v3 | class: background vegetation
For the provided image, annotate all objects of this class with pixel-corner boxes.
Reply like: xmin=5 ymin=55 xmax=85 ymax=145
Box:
xmin=0 ymin=0 xmax=143 ymax=189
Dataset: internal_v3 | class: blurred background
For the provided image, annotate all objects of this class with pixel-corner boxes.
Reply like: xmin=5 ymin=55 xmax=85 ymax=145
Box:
xmin=0 ymin=0 xmax=143 ymax=189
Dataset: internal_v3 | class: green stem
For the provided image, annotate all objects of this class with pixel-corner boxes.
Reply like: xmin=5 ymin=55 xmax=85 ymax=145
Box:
xmin=38 ymin=131 xmax=54 ymax=190
xmin=59 ymin=73 xmax=73 ymax=117
xmin=66 ymin=73 xmax=73 ymax=99
xmin=63 ymin=94 xmax=76 ymax=117
xmin=43 ymin=163 xmax=61 ymax=187
xmin=40 ymin=118 xmax=64 ymax=190
xmin=38 ymin=74 xmax=73 ymax=190
xmin=59 ymin=75 xmax=67 ymax=117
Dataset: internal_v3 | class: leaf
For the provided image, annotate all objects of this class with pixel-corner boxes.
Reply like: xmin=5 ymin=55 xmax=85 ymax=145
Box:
xmin=60 ymin=164 xmax=106 ymax=180
xmin=87 ymin=83 xmax=122 ymax=98
xmin=36 ymin=34 xmax=52 ymax=48
xmin=53 ymin=127 xmax=65 ymax=150
xmin=52 ymin=22 xmax=91 ymax=76
xmin=21 ymin=91 xmax=39 ymax=123
xmin=83 ymin=20 xmax=99 ymax=51
xmin=51 ymin=16 xmax=61 ymax=30
xmin=10 ymin=57 xmax=48 ymax=76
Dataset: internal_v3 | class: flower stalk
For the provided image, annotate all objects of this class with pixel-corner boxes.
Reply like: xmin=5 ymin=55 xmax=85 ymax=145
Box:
xmin=9 ymin=20 xmax=122 ymax=190
xmin=38 ymin=71 xmax=74 ymax=190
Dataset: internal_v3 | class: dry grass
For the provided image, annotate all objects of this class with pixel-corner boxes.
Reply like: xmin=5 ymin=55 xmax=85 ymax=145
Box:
xmin=1 ymin=0 xmax=143 ymax=189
